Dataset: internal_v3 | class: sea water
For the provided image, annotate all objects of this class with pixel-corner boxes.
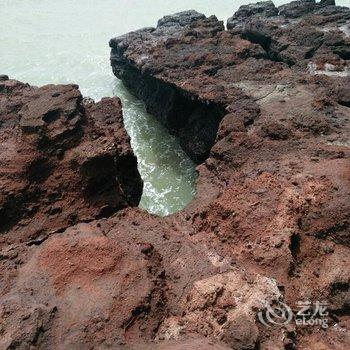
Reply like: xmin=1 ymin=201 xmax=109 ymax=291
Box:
xmin=1 ymin=0 xmax=347 ymax=215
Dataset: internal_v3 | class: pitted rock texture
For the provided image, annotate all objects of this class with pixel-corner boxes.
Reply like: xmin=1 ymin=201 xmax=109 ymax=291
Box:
xmin=0 ymin=78 xmax=142 ymax=247
xmin=107 ymin=1 xmax=350 ymax=349
xmin=227 ymin=0 xmax=350 ymax=68
xmin=110 ymin=3 xmax=350 ymax=161
xmin=0 ymin=208 xmax=285 ymax=349
xmin=1 ymin=1 xmax=350 ymax=349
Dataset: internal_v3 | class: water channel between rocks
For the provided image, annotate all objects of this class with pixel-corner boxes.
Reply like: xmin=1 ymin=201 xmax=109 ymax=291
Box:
xmin=0 ymin=0 xmax=313 ymax=215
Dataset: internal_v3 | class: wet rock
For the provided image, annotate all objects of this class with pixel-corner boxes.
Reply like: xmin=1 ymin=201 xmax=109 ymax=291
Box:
xmin=110 ymin=12 xmax=228 ymax=162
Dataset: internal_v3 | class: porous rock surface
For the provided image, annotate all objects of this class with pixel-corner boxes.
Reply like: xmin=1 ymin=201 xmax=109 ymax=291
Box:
xmin=1 ymin=1 xmax=350 ymax=349
xmin=108 ymin=0 xmax=350 ymax=348
xmin=0 ymin=78 xmax=142 ymax=246
xmin=110 ymin=0 xmax=350 ymax=162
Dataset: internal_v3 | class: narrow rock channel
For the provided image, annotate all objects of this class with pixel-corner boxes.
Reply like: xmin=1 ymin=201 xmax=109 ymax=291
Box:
xmin=0 ymin=1 xmax=350 ymax=349
xmin=113 ymin=80 xmax=197 ymax=215
xmin=0 ymin=0 xmax=203 ymax=217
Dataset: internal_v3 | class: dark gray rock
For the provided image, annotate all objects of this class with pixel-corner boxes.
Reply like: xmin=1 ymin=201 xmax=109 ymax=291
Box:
xmin=319 ymin=0 xmax=335 ymax=6
xmin=227 ymin=0 xmax=350 ymax=67
xmin=227 ymin=1 xmax=278 ymax=29
xmin=157 ymin=10 xmax=206 ymax=28
xmin=278 ymin=0 xmax=316 ymax=18
xmin=0 ymin=75 xmax=9 ymax=81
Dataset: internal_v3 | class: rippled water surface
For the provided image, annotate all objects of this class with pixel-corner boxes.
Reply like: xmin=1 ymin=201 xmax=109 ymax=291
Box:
xmin=1 ymin=0 xmax=347 ymax=215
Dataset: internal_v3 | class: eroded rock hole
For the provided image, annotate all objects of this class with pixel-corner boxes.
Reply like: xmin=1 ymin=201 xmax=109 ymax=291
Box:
xmin=289 ymin=232 xmax=301 ymax=260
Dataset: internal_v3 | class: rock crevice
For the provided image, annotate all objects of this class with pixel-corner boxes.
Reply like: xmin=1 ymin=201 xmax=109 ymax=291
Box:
xmin=0 ymin=78 xmax=143 ymax=246
xmin=0 ymin=1 xmax=350 ymax=349
xmin=110 ymin=32 xmax=227 ymax=163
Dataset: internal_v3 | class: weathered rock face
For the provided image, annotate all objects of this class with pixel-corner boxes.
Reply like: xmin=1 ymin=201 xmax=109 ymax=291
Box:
xmin=110 ymin=1 xmax=350 ymax=161
xmin=107 ymin=1 xmax=350 ymax=349
xmin=228 ymin=0 xmax=350 ymax=68
xmin=110 ymin=12 xmax=230 ymax=163
xmin=0 ymin=78 xmax=142 ymax=246
xmin=0 ymin=207 xmax=283 ymax=349
xmin=1 ymin=1 xmax=350 ymax=349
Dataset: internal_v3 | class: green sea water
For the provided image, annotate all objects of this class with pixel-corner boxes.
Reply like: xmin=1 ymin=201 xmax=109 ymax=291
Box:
xmin=1 ymin=0 xmax=348 ymax=215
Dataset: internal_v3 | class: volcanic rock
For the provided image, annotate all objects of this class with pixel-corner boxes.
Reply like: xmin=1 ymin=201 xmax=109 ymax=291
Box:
xmin=1 ymin=1 xmax=350 ymax=349
xmin=0 ymin=79 xmax=142 ymax=246
xmin=108 ymin=1 xmax=350 ymax=348
xmin=228 ymin=1 xmax=350 ymax=66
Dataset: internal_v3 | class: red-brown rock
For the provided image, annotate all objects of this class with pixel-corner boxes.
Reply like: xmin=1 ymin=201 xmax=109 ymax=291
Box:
xmin=1 ymin=1 xmax=350 ymax=349
xmin=108 ymin=2 xmax=350 ymax=348
xmin=0 ymin=79 xmax=142 ymax=247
